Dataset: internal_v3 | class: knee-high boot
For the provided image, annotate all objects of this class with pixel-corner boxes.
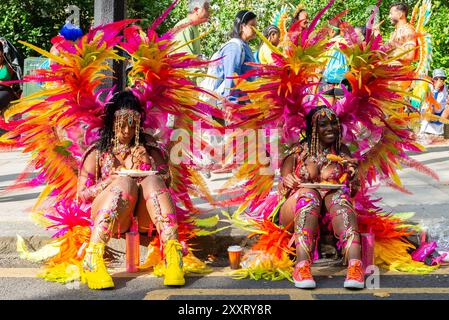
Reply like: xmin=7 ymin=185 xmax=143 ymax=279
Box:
xmin=292 ymin=191 xmax=320 ymax=289
xmin=147 ymin=188 xmax=185 ymax=286
xmin=81 ymin=187 xmax=123 ymax=289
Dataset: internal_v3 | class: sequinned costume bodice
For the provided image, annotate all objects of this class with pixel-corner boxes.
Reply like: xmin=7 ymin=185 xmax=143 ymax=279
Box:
xmin=98 ymin=149 xmax=156 ymax=180
xmin=79 ymin=144 xmax=159 ymax=205
xmin=291 ymin=143 xmax=351 ymax=192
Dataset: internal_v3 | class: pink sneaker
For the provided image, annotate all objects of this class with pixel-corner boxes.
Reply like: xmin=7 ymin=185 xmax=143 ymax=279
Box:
xmin=344 ymin=259 xmax=365 ymax=289
xmin=293 ymin=260 xmax=316 ymax=289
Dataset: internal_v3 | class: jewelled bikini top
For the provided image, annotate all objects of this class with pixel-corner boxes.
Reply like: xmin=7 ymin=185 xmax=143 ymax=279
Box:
xmin=292 ymin=143 xmax=348 ymax=184
xmin=97 ymin=148 xmax=157 ymax=181
xmin=79 ymin=142 xmax=166 ymax=203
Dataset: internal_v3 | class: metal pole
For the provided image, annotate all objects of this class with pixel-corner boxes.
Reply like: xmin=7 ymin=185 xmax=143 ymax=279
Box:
xmin=94 ymin=0 xmax=127 ymax=92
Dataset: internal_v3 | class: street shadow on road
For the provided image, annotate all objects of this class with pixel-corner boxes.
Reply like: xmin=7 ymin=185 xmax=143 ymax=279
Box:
xmin=0 ymin=192 xmax=41 ymax=203
xmin=0 ymin=172 xmax=37 ymax=183
xmin=110 ymin=270 xmax=208 ymax=291
xmin=419 ymin=157 xmax=449 ymax=166
xmin=408 ymin=145 xmax=449 ymax=155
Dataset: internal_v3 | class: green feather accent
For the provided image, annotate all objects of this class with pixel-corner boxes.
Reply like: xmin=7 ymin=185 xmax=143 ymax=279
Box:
xmin=194 ymin=225 xmax=231 ymax=236
xmin=54 ymin=140 xmax=72 ymax=156
xmin=16 ymin=235 xmax=61 ymax=263
xmin=268 ymin=196 xmax=286 ymax=222
xmin=193 ymin=214 xmax=220 ymax=228
xmin=390 ymin=212 xmax=416 ymax=221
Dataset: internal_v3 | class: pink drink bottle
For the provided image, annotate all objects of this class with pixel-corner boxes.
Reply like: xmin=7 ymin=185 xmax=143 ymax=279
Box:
xmin=361 ymin=231 xmax=375 ymax=274
xmin=126 ymin=218 xmax=140 ymax=272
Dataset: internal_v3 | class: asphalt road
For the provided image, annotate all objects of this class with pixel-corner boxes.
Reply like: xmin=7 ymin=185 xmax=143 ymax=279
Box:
xmin=1 ymin=266 xmax=449 ymax=300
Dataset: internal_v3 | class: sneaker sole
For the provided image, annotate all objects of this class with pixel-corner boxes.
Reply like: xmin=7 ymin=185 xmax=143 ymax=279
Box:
xmin=344 ymin=280 xmax=364 ymax=289
xmin=294 ymin=280 xmax=316 ymax=289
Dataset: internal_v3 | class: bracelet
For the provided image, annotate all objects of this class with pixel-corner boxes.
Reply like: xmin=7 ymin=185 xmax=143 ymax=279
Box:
xmin=146 ymin=141 xmax=159 ymax=149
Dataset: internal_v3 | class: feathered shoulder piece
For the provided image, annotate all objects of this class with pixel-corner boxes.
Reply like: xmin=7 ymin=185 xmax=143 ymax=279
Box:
xmin=0 ymin=20 xmax=135 ymax=203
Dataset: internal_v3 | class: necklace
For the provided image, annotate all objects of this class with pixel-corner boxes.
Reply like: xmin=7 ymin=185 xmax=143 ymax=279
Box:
xmin=309 ymin=147 xmax=332 ymax=167
xmin=113 ymin=143 xmax=131 ymax=159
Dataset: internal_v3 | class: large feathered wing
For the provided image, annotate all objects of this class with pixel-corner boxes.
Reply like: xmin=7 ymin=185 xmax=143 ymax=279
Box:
xmin=218 ymin=1 xmax=335 ymax=215
xmin=0 ymin=21 xmax=135 ymax=282
xmin=326 ymin=19 xmax=439 ymax=274
xmin=0 ymin=21 xmax=131 ymax=214
xmin=336 ymin=20 xmax=439 ymax=192
xmin=119 ymin=8 xmax=226 ymax=273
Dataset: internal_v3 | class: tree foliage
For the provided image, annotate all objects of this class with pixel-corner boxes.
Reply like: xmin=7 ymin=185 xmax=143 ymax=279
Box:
xmin=0 ymin=0 xmax=94 ymax=56
xmin=143 ymin=0 xmax=449 ymax=71
xmin=0 ymin=0 xmax=448 ymax=70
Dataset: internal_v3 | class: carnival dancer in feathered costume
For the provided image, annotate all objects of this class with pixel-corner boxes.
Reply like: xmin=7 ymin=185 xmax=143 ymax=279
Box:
xmin=387 ymin=0 xmax=440 ymax=119
xmin=218 ymin=0 xmax=446 ymax=289
xmin=0 ymin=2 xmax=223 ymax=289
xmin=404 ymin=0 xmax=449 ymax=133
xmin=409 ymin=0 xmax=433 ymax=111
xmin=270 ymin=3 xmax=309 ymax=51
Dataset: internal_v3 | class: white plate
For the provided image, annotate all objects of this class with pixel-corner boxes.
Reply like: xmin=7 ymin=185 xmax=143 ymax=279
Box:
xmin=117 ymin=170 xmax=158 ymax=177
xmin=299 ymin=183 xmax=345 ymax=189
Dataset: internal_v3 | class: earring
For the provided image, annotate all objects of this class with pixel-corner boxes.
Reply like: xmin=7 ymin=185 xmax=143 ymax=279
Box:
xmin=135 ymin=116 xmax=140 ymax=147
xmin=336 ymin=118 xmax=341 ymax=153
xmin=114 ymin=119 xmax=118 ymax=151
xmin=311 ymin=119 xmax=318 ymax=156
